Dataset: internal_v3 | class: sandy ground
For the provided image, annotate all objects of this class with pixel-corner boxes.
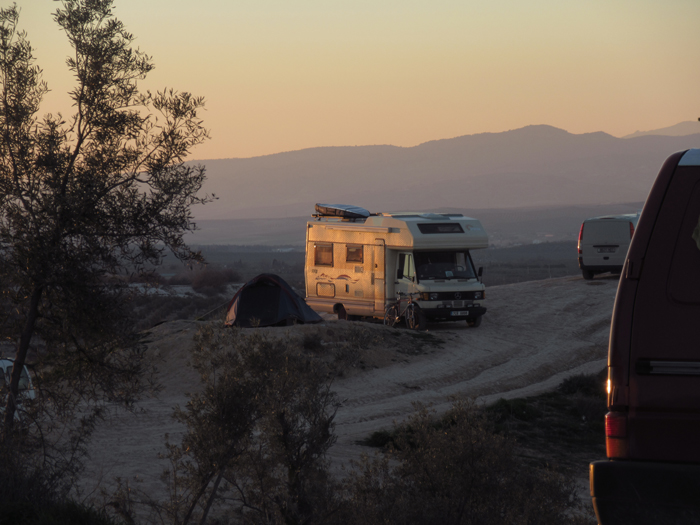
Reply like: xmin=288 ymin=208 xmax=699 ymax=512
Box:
xmin=83 ymin=274 xmax=618 ymax=508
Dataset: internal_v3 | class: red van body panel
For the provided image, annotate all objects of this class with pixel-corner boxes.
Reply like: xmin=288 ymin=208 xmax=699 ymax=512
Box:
xmin=591 ymin=150 xmax=700 ymax=524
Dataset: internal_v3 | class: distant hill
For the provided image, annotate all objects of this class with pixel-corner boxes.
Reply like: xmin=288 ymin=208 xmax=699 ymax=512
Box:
xmin=190 ymin=124 xmax=700 ymax=222
xmin=186 ymin=202 xmax=646 ymax=247
xmin=622 ymin=121 xmax=700 ymax=138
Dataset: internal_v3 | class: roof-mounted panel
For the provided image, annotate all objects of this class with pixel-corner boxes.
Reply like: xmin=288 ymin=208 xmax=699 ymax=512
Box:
xmin=314 ymin=203 xmax=370 ymax=219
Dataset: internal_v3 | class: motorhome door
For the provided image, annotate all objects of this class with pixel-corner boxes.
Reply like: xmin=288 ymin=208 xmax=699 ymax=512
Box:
xmin=396 ymin=252 xmax=418 ymax=298
xmin=373 ymin=242 xmax=386 ymax=313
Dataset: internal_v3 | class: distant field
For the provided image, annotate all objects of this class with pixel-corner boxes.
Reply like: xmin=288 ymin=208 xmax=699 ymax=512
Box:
xmin=139 ymin=241 xmax=591 ymax=330
xmin=162 ymin=240 xmax=584 ymax=290
xmin=476 ymin=241 xmax=583 ymax=286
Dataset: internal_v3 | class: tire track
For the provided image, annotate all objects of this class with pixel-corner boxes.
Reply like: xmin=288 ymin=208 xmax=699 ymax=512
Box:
xmin=327 ymin=275 xmax=618 ymax=470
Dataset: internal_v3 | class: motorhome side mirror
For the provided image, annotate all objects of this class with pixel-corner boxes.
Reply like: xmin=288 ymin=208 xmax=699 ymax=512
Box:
xmin=478 ymin=267 xmax=483 ymax=277
xmin=397 ymin=268 xmax=404 ymax=280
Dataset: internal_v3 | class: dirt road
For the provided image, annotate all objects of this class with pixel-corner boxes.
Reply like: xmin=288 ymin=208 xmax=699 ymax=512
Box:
xmin=326 ymin=274 xmax=616 ymax=470
xmin=84 ymin=274 xmax=618 ymax=503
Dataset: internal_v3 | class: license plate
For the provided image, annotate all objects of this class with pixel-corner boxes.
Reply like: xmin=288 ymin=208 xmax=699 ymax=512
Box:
xmin=450 ymin=311 xmax=468 ymax=316
xmin=597 ymin=247 xmax=616 ymax=253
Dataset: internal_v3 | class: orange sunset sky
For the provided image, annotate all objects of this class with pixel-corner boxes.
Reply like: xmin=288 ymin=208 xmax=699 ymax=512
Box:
xmin=17 ymin=0 xmax=700 ymax=160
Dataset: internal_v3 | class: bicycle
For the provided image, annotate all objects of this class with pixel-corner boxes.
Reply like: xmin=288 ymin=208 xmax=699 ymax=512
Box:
xmin=383 ymin=292 xmax=426 ymax=330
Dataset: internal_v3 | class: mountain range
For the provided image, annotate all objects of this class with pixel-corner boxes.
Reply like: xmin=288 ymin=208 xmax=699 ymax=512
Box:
xmin=192 ymin=123 xmax=700 ymax=221
xmin=185 ymin=123 xmax=699 ymax=244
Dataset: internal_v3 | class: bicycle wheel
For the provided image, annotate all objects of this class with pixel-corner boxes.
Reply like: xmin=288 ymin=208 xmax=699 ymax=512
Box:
xmin=405 ymin=303 xmax=417 ymax=329
xmin=384 ymin=304 xmax=400 ymax=327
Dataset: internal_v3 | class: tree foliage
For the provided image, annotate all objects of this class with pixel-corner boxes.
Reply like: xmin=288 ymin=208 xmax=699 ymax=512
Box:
xmin=0 ymin=0 xmax=208 ymax=482
xmin=133 ymin=326 xmax=341 ymax=525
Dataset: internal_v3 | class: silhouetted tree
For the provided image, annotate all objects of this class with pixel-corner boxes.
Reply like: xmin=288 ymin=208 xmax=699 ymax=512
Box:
xmin=0 ymin=0 xmax=208 ymax=450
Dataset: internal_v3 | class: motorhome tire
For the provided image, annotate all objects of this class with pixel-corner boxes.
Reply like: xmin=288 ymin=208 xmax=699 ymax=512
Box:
xmin=384 ymin=305 xmax=400 ymax=327
xmin=336 ymin=304 xmax=348 ymax=320
xmin=467 ymin=315 xmax=482 ymax=328
xmin=582 ymin=269 xmax=594 ymax=280
xmin=416 ymin=309 xmax=428 ymax=330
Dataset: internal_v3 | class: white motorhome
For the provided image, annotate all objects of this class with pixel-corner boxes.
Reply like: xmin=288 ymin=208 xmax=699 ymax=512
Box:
xmin=305 ymin=204 xmax=488 ymax=328
xmin=577 ymin=213 xmax=639 ymax=280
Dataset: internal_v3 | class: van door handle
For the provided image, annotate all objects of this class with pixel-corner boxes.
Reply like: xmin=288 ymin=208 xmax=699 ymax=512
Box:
xmin=636 ymin=359 xmax=700 ymax=375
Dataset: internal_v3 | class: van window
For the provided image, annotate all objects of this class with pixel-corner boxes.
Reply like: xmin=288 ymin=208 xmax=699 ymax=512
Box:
xmin=346 ymin=245 xmax=363 ymax=263
xmin=668 ymin=182 xmax=700 ymax=305
xmin=582 ymin=220 xmax=630 ymax=244
xmin=314 ymin=244 xmax=333 ymax=267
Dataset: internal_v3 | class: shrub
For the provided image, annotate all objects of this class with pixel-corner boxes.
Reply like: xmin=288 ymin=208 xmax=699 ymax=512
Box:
xmin=135 ymin=325 xmax=341 ymax=525
xmin=340 ymin=400 xmax=584 ymax=525
xmin=487 ymin=397 xmax=543 ymax=423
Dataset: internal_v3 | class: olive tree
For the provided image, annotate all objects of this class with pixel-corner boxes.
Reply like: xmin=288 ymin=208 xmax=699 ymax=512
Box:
xmin=0 ymin=0 xmax=208 ymax=442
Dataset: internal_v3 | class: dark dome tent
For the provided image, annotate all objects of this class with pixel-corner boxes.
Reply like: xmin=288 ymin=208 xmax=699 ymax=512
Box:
xmin=225 ymin=273 xmax=322 ymax=327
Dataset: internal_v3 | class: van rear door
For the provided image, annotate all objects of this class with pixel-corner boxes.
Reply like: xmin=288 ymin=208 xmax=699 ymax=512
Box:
xmin=581 ymin=219 xmax=631 ymax=268
xmin=627 ymin=151 xmax=700 ymax=462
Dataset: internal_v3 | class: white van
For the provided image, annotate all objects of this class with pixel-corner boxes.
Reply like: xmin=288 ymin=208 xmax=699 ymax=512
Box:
xmin=577 ymin=213 xmax=639 ymax=279
xmin=305 ymin=204 xmax=488 ymax=328
xmin=0 ymin=358 xmax=36 ymax=401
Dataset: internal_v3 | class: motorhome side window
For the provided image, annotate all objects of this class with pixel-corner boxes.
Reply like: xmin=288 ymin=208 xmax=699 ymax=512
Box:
xmin=346 ymin=245 xmax=363 ymax=263
xmin=417 ymin=223 xmax=464 ymax=234
xmin=314 ymin=243 xmax=333 ymax=267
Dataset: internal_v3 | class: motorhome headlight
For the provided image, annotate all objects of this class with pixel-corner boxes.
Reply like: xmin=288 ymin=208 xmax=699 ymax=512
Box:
xmin=421 ymin=293 xmax=439 ymax=300
xmin=474 ymin=291 xmax=483 ymax=300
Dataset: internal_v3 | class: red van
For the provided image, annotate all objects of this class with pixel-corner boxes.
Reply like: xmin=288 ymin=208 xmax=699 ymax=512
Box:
xmin=589 ymin=149 xmax=700 ymax=524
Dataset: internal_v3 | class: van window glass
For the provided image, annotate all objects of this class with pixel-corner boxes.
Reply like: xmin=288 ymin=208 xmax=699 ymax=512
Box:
xmin=414 ymin=251 xmax=476 ymax=280
xmin=314 ymin=244 xmax=333 ymax=267
xmin=346 ymin=245 xmax=363 ymax=263
xmin=668 ymin=182 xmax=700 ymax=305
xmin=582 ymin=220 xmax=630 ymax=244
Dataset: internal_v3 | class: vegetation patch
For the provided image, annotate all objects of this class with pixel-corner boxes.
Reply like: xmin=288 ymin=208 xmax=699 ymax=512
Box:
xmin=365 ymin=370 xmax=608 ymax=479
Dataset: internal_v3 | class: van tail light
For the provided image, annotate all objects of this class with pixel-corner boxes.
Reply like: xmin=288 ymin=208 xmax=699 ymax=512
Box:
xmin=578 ymin=223 xmax=584 ymax=254
xmin=629 ymin=222 xmax=635 ymax=239
xmin=605 ymin=411 xmax=629 ymax=459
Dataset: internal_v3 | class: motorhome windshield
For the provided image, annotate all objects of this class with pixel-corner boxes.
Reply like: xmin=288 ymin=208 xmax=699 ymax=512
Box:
xmin=415 ymin=251 xmax=476 ymax=280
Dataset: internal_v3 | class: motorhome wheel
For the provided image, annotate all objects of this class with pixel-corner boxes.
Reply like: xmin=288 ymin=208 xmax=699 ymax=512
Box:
xmin=581 ymin=269 xmax=594 ymax=280
xmin=467 ymin=316 xmax=482 ymax=328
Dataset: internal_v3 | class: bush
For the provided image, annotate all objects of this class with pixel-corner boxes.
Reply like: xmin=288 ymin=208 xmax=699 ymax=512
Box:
xmin=0 ymin=448 xmax=120 ymax=525
xmin=558 ymin=372 xmax=606 ymax=397
xmin=487 ymin=397 xmax=543 ymax=423
xmin=128 ymin=326 xmax=342 ymax=525
xmin=340 ymin=400 xmax=585 ymax=525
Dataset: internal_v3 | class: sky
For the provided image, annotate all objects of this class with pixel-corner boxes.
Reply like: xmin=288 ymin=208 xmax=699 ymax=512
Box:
xmin=16 ymin=0 xmax=700 ymax=160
